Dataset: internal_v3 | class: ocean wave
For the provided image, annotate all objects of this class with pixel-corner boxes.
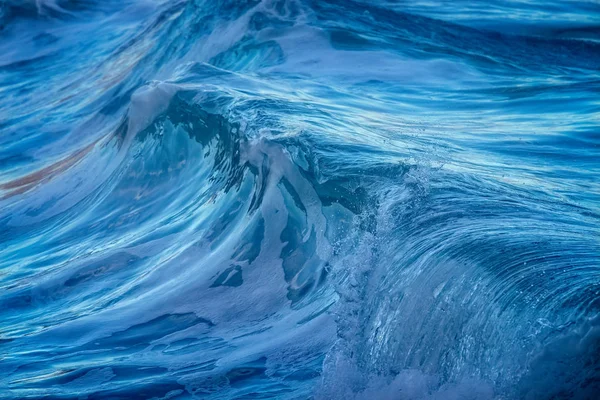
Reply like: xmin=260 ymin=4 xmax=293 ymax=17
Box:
xmin=1 ymin=0 xmax=599 ymax=398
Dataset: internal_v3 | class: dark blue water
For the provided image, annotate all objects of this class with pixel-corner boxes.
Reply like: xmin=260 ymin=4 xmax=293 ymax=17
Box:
xmin=1 ymin=1 xmax=599 ymax=399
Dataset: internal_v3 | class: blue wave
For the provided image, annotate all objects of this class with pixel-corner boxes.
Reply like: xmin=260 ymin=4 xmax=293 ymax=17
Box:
xmin=1 ymin=1 xmax=599 ymax=399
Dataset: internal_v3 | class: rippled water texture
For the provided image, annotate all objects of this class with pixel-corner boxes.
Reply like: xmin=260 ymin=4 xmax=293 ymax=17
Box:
xmin=1 ymin=1 xmax=599 ymax=399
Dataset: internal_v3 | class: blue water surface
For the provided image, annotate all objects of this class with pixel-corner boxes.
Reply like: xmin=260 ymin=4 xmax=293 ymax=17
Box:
xmin=1 ymin=1 xmax=599 ymax=399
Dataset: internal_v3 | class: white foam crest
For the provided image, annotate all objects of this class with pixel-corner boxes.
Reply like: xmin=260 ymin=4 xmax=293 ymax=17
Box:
xmin=127 ymin=81 xmax=180 ymax=141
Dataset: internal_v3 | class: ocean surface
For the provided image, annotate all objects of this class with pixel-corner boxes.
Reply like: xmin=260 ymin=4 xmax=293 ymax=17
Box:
xmin=1 ymin=1 xmax=599 ymax=399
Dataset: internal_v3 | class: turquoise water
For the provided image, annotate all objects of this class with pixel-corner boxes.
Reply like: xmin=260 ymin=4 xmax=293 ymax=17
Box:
xmin=1 ymin=1 xmax=599 ymax=399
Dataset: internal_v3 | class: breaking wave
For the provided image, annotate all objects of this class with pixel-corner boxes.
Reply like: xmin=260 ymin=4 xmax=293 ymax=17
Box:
xmin=1 ymin=1 xmax=599 ymax=399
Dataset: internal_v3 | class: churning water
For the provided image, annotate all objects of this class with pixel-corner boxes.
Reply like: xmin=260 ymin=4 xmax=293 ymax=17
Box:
xmin=1 ymin=1 xmax=599 ymax=399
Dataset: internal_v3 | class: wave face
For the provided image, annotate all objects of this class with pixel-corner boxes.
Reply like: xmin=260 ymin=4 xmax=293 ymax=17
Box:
xmin=1 ymin=1 xmax=599 ymax=399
